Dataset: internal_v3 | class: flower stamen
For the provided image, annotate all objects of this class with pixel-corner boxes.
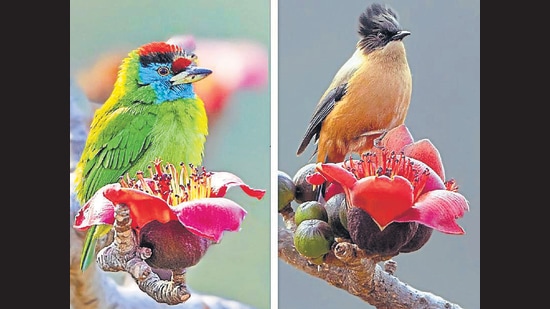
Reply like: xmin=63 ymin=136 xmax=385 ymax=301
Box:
xmin=119 ymin=175 xmax=129 ymax=188
xmin=445 ymin=179 xmax=459 ymax=192
xmin=117 ymin=158 xmax=214 ymax=207
xmin=136 ymin=171 xmax=155 ymax=196
xmin=344 ymin=150 xmax=432 ymax=198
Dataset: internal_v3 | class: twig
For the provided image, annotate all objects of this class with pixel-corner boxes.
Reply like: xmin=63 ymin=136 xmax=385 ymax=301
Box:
xmin=96 ymin=203 xmax=191 ymax=305
xmin=278 ymin=208 xmax=464 ymax=309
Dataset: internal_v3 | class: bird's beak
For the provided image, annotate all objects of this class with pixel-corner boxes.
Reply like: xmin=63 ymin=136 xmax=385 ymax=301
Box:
xmin=391 ymin=30 xmax=411 ymax=41
xmin=170 ymin=66 xmax=213 ymax=85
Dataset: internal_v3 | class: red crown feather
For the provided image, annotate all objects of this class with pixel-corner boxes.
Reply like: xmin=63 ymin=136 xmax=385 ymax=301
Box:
xmin=138 ymin=42 xmax=182 ymax=56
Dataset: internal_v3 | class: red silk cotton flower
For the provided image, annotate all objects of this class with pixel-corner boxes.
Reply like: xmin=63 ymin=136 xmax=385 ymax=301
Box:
xmin=73 ymin=159 xmax=265 ymax=269
xmin=309 ymin=125 xmax=469 ymax=235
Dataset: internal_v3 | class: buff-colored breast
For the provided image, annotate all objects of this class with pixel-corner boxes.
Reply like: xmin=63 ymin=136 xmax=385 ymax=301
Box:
xmin=317 ymin=41 xmax=412 ymax=162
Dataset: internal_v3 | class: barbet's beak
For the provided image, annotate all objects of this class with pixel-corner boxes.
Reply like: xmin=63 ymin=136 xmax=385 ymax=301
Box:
xmin=170 ymin=66 xmax=213 ymax=85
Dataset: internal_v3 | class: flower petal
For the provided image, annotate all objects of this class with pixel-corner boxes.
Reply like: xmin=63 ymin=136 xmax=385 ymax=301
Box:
xmin=372 ymin=124 xmax=414 ymax=155
xmin=324 ymin=182 xmax=344 ymax=201
xmin=394 ymin=190 xmax=469 ymax=234
xmin=305 ymin=171 xmax=326 ymax=186
xmin=403 ymin=139 xmax=445 ymax=181
xmin=73 ymin=184 xmax=117 ymax=230
xmin=398 ymin=157 xmax=446 ymax=194
xmin=173 ymin=197 xmax=247 ymax=242
xmin=350 ymin=175 xmax=414 ymax=229
xmin=102 ymin=186 xmax=177 ymax=230
xmin=315 ymin=163 xmax=357 ymax=188
xmin=210 ymin=172 xmax=266 ymax=199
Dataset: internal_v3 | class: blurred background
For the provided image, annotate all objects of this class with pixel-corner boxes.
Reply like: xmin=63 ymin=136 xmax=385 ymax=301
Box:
xmin=278 ymin=0 xmax=480 ymax=309
xmin=70 ymin=1 xmax=270 ymax=308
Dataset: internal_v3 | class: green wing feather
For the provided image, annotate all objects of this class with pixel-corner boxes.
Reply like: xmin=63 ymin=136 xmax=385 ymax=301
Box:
xmin=76 ymin=104 xmax=156 ymax=203
xmin=75 ymin=103 xmax=156 ymax=270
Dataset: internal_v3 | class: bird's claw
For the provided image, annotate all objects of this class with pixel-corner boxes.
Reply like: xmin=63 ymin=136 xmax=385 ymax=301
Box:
xmin=373 ymin=130 xmax=388 ymax=149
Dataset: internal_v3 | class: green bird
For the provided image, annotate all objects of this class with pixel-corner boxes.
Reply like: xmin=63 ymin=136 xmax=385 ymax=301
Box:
xmin=74 ymin=41 xmax=212 ymax=271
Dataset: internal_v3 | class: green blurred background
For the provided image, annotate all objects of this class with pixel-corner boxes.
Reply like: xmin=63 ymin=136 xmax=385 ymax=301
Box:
xmin=70 ymin=1 xmax=271 ymax=308
xmin=278 ymin=0 xmax=479 ymax=308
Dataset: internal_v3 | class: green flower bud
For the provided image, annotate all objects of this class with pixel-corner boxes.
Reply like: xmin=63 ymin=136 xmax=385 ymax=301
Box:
xmin=278 ymin=170 xmax=296 ymax=212
xmin=293 ymin=219 xmax=335 ymax=262
xmin=295 ymin=200 xmax=328 ymax=226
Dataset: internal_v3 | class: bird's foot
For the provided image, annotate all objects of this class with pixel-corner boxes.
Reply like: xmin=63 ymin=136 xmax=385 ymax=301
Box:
xmin=373 ymin=130 xmax=388 ymax=149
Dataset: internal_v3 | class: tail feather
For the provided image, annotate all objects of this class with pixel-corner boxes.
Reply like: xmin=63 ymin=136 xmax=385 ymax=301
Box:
xmin=80 ymin=225 xmax=98 ymax=271
xmin=80 ymin=224 xmax=112 ymax=271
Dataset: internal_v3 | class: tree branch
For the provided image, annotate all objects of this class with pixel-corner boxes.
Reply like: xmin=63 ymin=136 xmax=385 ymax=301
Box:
xmin=278 ymin=206 xmax=464 ymax=309
xmin=96 ymin=203 xmax=191 ymax=305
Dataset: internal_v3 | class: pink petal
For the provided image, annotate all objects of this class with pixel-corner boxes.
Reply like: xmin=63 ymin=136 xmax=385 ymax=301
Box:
xmin=305 ymin=171 xmax=326 ymax=185
xmin=422 ymin=171 xmax=447 ymax=194
xmin=209 ymin=172 xmax=265 ymax=200
xmin=102 ymin=186 xmax=177 ymax=230
xmin=394 ymin=190 xmax=469 ymax=234
xmin=371 ymin=125 xmax=414 ymax=155
xmin=350 ymin=175 xmax=414 ymax=228
xmin=404 ymin=139 xmax=445 ymax=181
xmin=324 ymin=182 xmax=344 ymax=201
xmin=401 ymin=157 xmax=446 ymax=194
xmin=73 ymin=184 xmax=117 ymax=230
xmin=173 ymin=197 xmax=247 ymax=242
xmin=315 ymin=163 xmax=357 ymax=188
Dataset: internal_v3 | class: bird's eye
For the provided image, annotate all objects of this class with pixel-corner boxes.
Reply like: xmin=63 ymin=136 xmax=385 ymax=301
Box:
xmin=157 ymin=66 xmax=170 ymax=76
xmin=377 ymin=32 xmax=386 ymax=40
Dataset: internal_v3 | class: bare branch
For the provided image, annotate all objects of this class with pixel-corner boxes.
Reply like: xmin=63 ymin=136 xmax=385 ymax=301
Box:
xmin=278 ymin=209 xmax=464 ymax=309
xmin=95 ymin=203 xmax=191 ymax=305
